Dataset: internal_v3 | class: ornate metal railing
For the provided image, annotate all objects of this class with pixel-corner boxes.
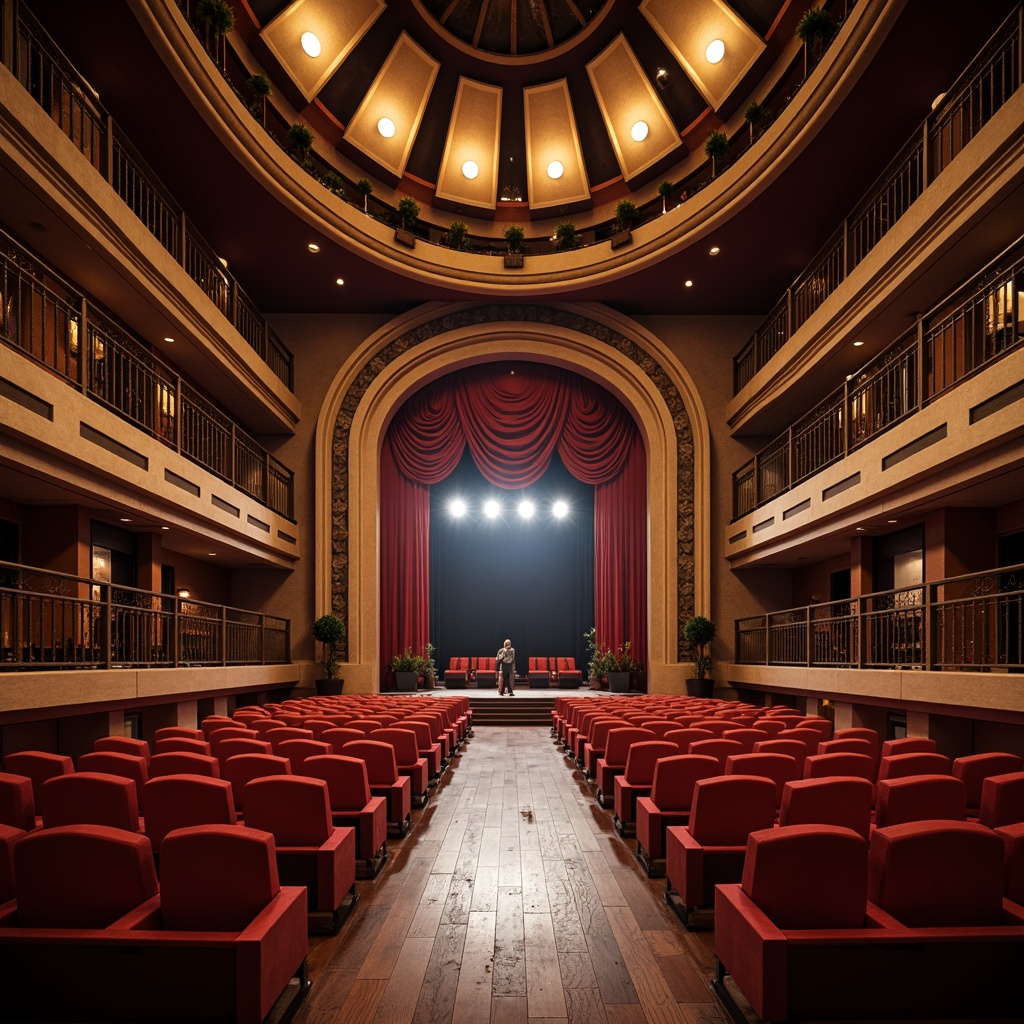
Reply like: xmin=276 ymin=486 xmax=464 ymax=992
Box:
xmin=4 ymin=0 xmax=293 ymax=389
xmin=0 ymin=228 xmax=295 ymax=518
xmin=733 ymin=3 xmax=1023 ymax=393
xmin=736 ymin=562 xmax=1024 ymax=671
xmin=732 ymin=235 xmax=1024 ymax=518
xmin=0 ymin=562 xmax=290 ymax=670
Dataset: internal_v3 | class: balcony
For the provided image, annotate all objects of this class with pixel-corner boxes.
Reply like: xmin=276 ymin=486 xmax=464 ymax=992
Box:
xmin=0 ymin=561 xmax=290 ymax=671
xmin=1 ymin=226 xmax=294 ymax=519
xmin=732 ymin=4 xmax=1023 ymax=394
xmin=2 ymin=0 xmax=293 ymax=390
xmin=732 ymin=234 xmax=1024 ymax=520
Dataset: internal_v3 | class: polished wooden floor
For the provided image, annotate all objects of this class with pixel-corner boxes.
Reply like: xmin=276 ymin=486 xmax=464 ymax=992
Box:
xmin=295 ymin=724 xmax=725 ymax=1024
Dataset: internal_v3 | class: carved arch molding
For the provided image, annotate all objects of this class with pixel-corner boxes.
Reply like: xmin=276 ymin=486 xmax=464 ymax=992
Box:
xmin=331 ymin=304 xmax=695 ymax=660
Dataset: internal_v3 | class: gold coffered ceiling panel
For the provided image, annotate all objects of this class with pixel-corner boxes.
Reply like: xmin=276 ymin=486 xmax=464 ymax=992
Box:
xmin=640 ymin=0 xmax=765 ymax=112
xmin=344 ymin=32 xmax=440 ymax=179
xmin=523 ymin=80 xmax=590 ymax=210
xmin=435 ymin=79 xmax=503 ymax=210
xmin=260 ymin=0 xmax=385 ymax=104
xmin=587 ymin=35 xmax=681 ymax=183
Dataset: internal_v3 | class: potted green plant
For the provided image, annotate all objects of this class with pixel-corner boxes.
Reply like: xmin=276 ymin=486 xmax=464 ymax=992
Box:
xmin=246 ymin=73 xmax=271 ymax=124
xmin=321 ymin=170 xmax=346 ymax=199
xmin=554 ymin=221 xmax=579 ymax=252
xmin=606 ymin=640 xmax=639 ymax=692
xmin=287 ymin=123 xmax=314 ymax=169
xmin=355 ymin=178 xmax=373 ymax=213
xmin=447 ymin=220 xmax=469 ymax=251
xmin=682 ymin=615 xmax=716 ymax=697
xmin=195 ymin=0 xmax=233 ymax=68
xmin=657 ymin=179 xmax=673 ymax=215
xmin=391 ymin=647 xmax=426 ymax=691
xmin=504 ymin=224 xmax=525 ymax=267
xmin=611 ymin=198 xmax=639 ymax=249
xmin=312 ymin=613 xmax=346 ymax=695
xmin=797 ymin=7 xmax=840 ymax=73
xmin=704 ymin=130 xmax=729 ymax=178
xmin=422 ymin=642 xmax=438 ymax=688
xmin=744 ymin=99 xmax=767 ymax=145
xmin=394 ymin=196 xmax=419 ymax=247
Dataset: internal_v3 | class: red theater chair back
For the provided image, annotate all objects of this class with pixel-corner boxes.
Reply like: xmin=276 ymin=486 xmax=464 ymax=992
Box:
xmin=874 ymin=774 xmax=967 ymax=828
xmin=40 ymin=772 xmax=140 ymax=832
xmin=143 ymin=775 xmax=237 ymax=852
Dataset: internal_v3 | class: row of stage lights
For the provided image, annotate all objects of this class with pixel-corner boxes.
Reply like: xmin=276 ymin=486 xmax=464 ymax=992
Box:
xmin=448 ymin=498 xmax=570 ymax=520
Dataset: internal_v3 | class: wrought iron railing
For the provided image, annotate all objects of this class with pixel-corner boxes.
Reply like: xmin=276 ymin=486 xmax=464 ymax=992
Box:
xmin=0 ymin=228 xmax=295 ymax=518
xmin=0 ymin=561 xmax=290 ymax=670
xmin=733 ymin=3 xmax=1023 ymax=393
xmin=4 ymin=0 xmax=293 ymax=389
xmin=736 ymin=562 xmax=1024 ymax=671
xmin=732 ymin=235 xmax=1024 ymax=518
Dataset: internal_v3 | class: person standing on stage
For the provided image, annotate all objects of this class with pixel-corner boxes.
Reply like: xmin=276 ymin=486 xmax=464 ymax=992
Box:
xmin=496 ymin=638 xmax=516 ymax=695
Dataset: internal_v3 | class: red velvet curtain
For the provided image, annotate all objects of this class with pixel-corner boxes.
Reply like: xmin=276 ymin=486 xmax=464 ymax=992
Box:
xmin=382 ymin=363 xmax=646 ymax=684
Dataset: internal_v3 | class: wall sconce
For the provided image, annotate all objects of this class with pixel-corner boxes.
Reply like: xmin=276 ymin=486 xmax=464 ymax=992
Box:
xmin=176 ymin=589 xmax=191 ymax=599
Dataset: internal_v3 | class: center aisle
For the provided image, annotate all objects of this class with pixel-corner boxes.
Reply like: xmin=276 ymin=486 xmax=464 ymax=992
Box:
xmin=295 ymin=725 xmax=725 ymax=1024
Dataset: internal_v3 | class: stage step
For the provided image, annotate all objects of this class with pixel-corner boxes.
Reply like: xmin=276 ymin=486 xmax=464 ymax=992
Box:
xmin=467 ymin=694 xmax=557 ymax=727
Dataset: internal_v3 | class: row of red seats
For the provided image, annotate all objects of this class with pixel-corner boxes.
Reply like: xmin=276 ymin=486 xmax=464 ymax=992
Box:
xmin=444 ymin=656 xmax=584 ymax=687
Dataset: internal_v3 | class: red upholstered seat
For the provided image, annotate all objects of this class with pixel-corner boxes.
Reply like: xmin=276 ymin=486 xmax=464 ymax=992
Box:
xmin=555 ymin=657 xmax=582 ymax=684
xmin=3 ymin=751 xmax=74 ymax=805
xmin=665 ymin=775 xmax=777 ymax=926
xmin=688 ymin=737 xmax=744 ymax=769
xmin=341 ymin=740 xmax=411 ymax=834
xmin=952 ymin=752 xmax=1024 ymax=815
xmin=148 ymin=751 xmax=221 ymax=779
xmin=720 ymin=728 xmax=768 ymax=753
xmin=40 ymin=772 xmax=140 ymax=832
xmin=0 ymin=773 xmax=36 ymax=832
xmin=802 ymin=751 xmax=875 ymax=785
xmin=689 ymin=719 xmax=736 ymax=738
xmin=76 ymin=751 xmax=149 ymax=806
xmin=751 ymin=718 xmax=787 ymax=738
xmin=265 ymin=727 xmax=315 ymax=752
xmin=613 ymin=740 xmax=678 ymax=834
xmin=154 ymin=736 xmax=211 ymax=755
xmin=303 ymin=754 xmax=388 ymax=877
xmin=979 ymin=771 xmax=1024 ymax=828
xmin=776 ymin=728 xmax=824 ymax=755
xmin=635 ymin=754 xmax=720 ymax=873
xmin=0 ymin=824 xmax=24 ymax=905
xmin=277 ymin=738 xmax=333 ymax=775
xmin=880 ymin=736 xmax=937 ymax=758
xmin=817 ymin=736 xmax=874 ymax=757
xmin=143 ymin=774 xmax=237 ymax=852
xmin=724 ymin=752 xmax=800 ymax=807
xmin=215 ymin=737 xmax=273 ymax=764
xmin=752 ymin=738 xmax=809 ymax=773
xmin=797 ymin=717 xmax=833 ymax=742
xmin=372 ymin=728 xmax=430 ymax=806
xmin=833 ymin=727 xmax=881 ymax=760
xmin=995 ymin=822 xmax=1024 ymax=905
xmin=664 ymin=727 xmax=714 ymax=754
xmin=243 ymin=776 xmax=356 ymax=932
xmin=595 ymin=727 xmax=655 ymax=807
xmin=207 ymin=727 xmax=258 ymax=756
xmin=868 ymin=820 xmax=1007 ymax=927
xmin=321 ymin=727 xmax=366 ymax=754
xmin=877 ymin=751 xmax=951 ymax=781
xmin=874 ymin=774 xmax=967 ymax=828
xmin=583 ymin=718 xmax=626 ymax=777
xmin=154 ymin=727 xmax=204 ymax=742
xmin=248 ymin=718 xmax=290 ymax=737
xmin=221 ymin=753 xmax=292 ymax=812
xmin=778 ymin=777 xmax=873 ymax=840
xmin=395 ymin=720 xmax=442 ymax=780
xmin=93 ymin=736 xmax=150 ymax=762
xmin=13 ymin=824 xmax=157 ymax=928
xmin=199 ymin=716 xmax=235 ymax=740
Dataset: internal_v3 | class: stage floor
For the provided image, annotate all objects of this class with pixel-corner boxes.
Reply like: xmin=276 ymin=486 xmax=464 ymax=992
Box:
xmin=424 ymin=686 xmax=623 ymax=699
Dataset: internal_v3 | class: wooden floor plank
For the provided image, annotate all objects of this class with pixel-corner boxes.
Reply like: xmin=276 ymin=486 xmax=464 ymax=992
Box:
xmin=493 ymin=885 xmax=527 ymax=998
xmin=524 ymin=912 xmax=568 ymax=1020
xmin=335 ymin=978 xmax=389 ymax=1024
xmin=490 ymin=995 xmax=529 ymax=1024
xmin=452 ymin=910 xmax=496 ymax=1024
xmin=372 ymin=937 xmax=435 ymax=1024
xmin=359 ymin=856 xmax=434 ymax=978
xmin=412 ymin=923 xmax=468 ymax=1024
xmin=408 ymin=872 xmax=454 ymax=939
xmin=558 ymin=949 xmax=610 ymax=1024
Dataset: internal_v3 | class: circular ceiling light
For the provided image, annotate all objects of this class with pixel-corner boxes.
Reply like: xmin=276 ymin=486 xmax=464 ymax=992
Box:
xmin=853 ymin=340 xmax=864 ymax=347
xmin=163 ymin=336 xmax=174 ymax=342
xmin=307 ymin=243 xmax=320 ymax=253
xmin=462 ymin=160 xmax=479 ymax=179
xmin=377 ymin=117 xmax=396 ymax=138
xmin=335 ymin=277 xmax=345 ymax=286
xmin=706 ymin=39 xmax=725 ymax=64
xmin=709 ymin=246 xmax=720 ymax=255
xmin=300 ymin=32 xmax=322 ymax=58
xmin=547 ymin=160 xmax=564 ymax=180
xmin=684 ymin=279 xmax=693 ymax=288
xmin=630 ymin=120 xmax=649 ymax=142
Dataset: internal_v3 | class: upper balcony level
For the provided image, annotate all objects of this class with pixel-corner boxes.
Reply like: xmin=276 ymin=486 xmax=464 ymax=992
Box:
xmin=727 ymin=3 xmax=1024 ymax=437
xmin=0 ymin=0 xmax=299 ymax=434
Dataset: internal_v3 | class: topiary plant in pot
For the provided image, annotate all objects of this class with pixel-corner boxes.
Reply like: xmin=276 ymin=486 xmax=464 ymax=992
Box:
xmin=744 ymin=99 xmax=768 ymax=145
xmin=447 ymin=220 xmax=469 ymax=251
xmin=504 ymin=224 xmax=526 ymax=267
xmin=554 ymin=221 xmax=579 ymax=252
xmin=394 ymin=196 xmax=420 ymax=247
xmin=797 ymin=7 xmax=840 ymax=73
xmin=704 ymin=130 xmax=729 ymax=178
xmin=355 ymin=177 xmax=373 ymax=213
xmin=682 ymin=615 xmax=716 ymax=697
xmin=246 ymin=73 xmax=271 ymax=124
xmin=312 ymin=613 xmax=346 ymax=695
xmin=611 ymin=198 xmax=639 ymax=248
xmin=657 ymin=179 xmax=673 ymax=215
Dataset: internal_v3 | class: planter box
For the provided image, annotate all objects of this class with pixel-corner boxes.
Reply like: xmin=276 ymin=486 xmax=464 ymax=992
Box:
xmin=503 ymin=253 xmax=524 ymax=268
xmin=394 ymin=671 xmax=419 ymax=691
xmin=314 ymin=678 xmax=344 ymax=696
xmin=685 ymin=677 xmax=714 ymax=698
xmin=608 ymin=671 xmax=631 ymax=692
xmin=394 ymin=228 xmax=417 ymax=248
xmin=610 ymin=229 xmax=633 ymax=250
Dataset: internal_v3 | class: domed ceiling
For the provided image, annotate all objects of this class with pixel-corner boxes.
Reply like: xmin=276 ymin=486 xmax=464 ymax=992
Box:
xmin=249 ymin=0 xmax=783 ymax=215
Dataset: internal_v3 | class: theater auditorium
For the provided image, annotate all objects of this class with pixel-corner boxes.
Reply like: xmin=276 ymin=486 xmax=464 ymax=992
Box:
xmin=1 ymin=0 xmax=1023 ymax=1021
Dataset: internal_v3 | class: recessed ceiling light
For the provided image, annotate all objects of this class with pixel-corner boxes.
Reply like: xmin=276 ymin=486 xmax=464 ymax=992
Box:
xmin=630 ymin=120 xmax=649 ymax=142
xmin=887 ymin=519 xmax=898 ymax=523
xmin=855 ymin=527 xmax=865 ymax=532
xmin=119 ymin=517 xmax=132 ymax=522
xmin=552 ymin=500 xmax=569 ymax=519
xmin=462 ymin=160 xmax=479 ymax=179
xmin=208 ymin=552 xmax=217 ymax=556
xmin=377 ymin=117 xmax=396 ymax=138
xmin=853 ymin=340 xmax=864 ymax=346
xmin=547 ymin=160 xmax=564 ymax=180
xmin=161 ymin=526 xmax=170 ymax=531
xmin=307 ymin=243 xmax=320 ymax=253
xmin=449 ymin=498 xmax=467 ymax=517
xmin=709 ymin=246 xmax=720 ymax=255
xmin=163 ymin=336 xmax=174 ymax=343
xmin=684 ymin=279 xmax=693 ymax=288
xmin=335 ymin=277 xmax=345 ymax=286
xmin=706 ymin=39 xmax=725 ymax=64
xmin=300 ymin=32 xmax=321 ymax=58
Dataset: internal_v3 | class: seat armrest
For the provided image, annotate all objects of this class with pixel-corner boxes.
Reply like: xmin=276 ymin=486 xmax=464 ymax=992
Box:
xmin=111 ymin=895 xmax=162 ymax=930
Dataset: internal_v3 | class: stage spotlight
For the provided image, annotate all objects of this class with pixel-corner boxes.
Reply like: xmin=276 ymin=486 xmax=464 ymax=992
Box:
xmin=483 ymin=499 xmax=501 ymax=519
xmin=518 ymin=500 xmax=535 ymax=519
xmin=552 ymin=499 xmax=569 ymax=519
xmin=449 ymin=498 xmax=467 ymax=517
